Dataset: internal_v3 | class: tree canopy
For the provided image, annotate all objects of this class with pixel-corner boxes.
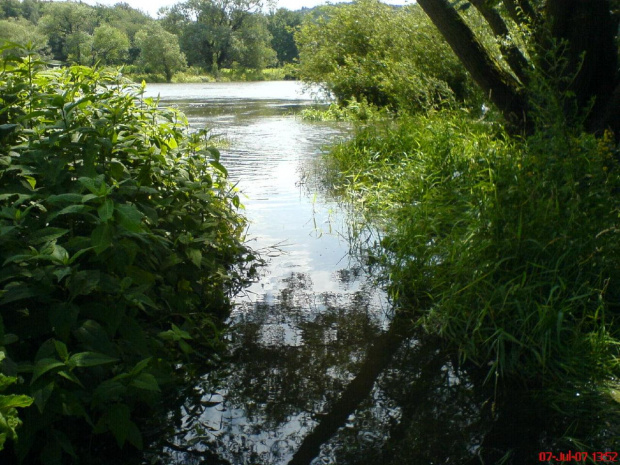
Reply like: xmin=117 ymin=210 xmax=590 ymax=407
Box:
xmin=135 ymin=22 xmax=187 ymax=81
xmin=295 ymin=0 xmax=473 ymax=113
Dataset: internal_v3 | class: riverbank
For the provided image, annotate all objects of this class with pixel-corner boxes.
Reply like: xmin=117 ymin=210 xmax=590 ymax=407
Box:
xmin=323 ymin=109 xmax=620 ymax=456
xmin=126 ymin=65 xmax=297 ymax=84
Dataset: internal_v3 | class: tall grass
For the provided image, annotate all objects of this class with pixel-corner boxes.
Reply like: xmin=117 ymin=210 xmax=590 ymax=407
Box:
xmin=326 ymin=108 xmax=620 ymax=442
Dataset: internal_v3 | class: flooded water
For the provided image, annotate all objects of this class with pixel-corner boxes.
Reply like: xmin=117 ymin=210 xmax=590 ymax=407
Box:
xmin=138 ymin=82 xmax=565 ymax=465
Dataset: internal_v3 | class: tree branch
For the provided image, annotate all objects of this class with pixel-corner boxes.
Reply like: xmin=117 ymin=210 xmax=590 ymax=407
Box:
xmin=417 ymin=0 xmax=527 ymax=127
xmin=469 ymin=0 xmax=530 ymax=83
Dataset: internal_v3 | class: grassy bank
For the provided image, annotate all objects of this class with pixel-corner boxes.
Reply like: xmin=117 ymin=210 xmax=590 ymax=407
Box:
xmin=325 ymin=109 xmax=620 ymax=450
xmin=126 ymin=65 xmax=296 ymax=84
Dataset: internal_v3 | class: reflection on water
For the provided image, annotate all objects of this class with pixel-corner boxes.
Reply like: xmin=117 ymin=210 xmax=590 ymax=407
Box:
xmin=143 ymin=82 xmax=392 ymax=464
xmin=140 ymin=82 xmax=619 ymax=465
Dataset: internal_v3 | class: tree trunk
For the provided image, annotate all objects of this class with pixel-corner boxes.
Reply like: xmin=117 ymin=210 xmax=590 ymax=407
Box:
xmin=468 ymin=0 xmax=530 ymax=83
xmin=418 ymin=0 xmax=620 ymax=135
xmin=545 ymin=0 xmax=618 ymax=133
xmin=416 ymin=0 xmax=527 ymax=129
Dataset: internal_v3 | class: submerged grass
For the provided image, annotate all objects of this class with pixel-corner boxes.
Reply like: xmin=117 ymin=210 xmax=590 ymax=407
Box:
xmin=325 ymin=109 xmax=620 ymax=448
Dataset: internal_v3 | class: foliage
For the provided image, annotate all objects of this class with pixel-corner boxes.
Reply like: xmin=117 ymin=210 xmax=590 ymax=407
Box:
xmin=299 ymin=98 xmax=387 ymax=122
xmin=415 ymin=0 xmax=620 ymax=134
xmin=295 ymin=0 xmax=475 ymax=114
xmin=135 ymin=23 xmax=187 ymax=82
xmin=229 ymin=13 xmax=276 ymax=70
xmin=91 ymin=25 xmax=130 ymax=66
xmin=0 ymin=350 xmax=33 ymax=452
xmin=160 ymin=0 xmax=276 ymax=73
xmin=267 ymin=8 xmax=302 ymax=65
xmin=326 ymin=100 xmax=620 ymax=440
xmin=0 ymin=18 xmax=49 ymax=57
xmin=38 ymin=2 xmax=97 ymax=64
xmin=0 ymin=47 xmax=254 ymax=463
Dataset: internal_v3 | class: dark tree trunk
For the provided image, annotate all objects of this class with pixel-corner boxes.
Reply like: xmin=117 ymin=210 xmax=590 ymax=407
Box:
xmin=417 ymin=0 xmax=620 ymax=136
xmin=545 ymin=0 xmax=618 ymax=132
xmin=469 ymin=0 xmax=530 ymax=83
xmin=416 ymin=0 xmax=528 ymax=129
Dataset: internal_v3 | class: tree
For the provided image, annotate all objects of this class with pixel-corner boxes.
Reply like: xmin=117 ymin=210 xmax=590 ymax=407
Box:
xmin=161 ymin=0 xmax=275 ymax=72
xmin=91 ymin=25 xmax=130 ymax=65
xmin=296 ymin=0 xmax=472 ymax=113
xmin=0 ymin=17 xmax=49 ymax=56
xmin=38 ymin=2 xmax=97 ymax=63
xmin=267 ymin=8 xmax=302 ymax=65
xmin=416 ymin=0 xmax=620 ymax=134
xmin=0 ymin=0 xmax=22 ymax=19
xmin=135 ymin=22 xmax=187 ymax=81
xmin=230 ymin=13 xmax=276 ymax=69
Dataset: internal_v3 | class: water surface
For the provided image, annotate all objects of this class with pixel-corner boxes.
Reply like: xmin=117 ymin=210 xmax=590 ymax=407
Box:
xmin=140 ymin=82 xmax=553 ymax=465
xmin=144 ymin=81 xmax=393 ymax=464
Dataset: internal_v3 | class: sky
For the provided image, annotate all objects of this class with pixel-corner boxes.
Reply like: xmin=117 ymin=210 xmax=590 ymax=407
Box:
xmin=57 ymin=0 xmax=411 ymax=18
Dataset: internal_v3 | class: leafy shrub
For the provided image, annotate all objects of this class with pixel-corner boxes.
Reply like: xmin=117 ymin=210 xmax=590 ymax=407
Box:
xmin=300 ymin=98 xmax=386 ymax=122
xmin=0 ymin=48 xmax=254 ymax=462
xmin=295 ymin=0 xmax=476 ymax=114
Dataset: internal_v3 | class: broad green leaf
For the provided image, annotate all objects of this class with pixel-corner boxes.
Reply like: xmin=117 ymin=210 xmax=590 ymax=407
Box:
xmin=129 ymin=357 xmax=152 ymax=376
xmin=53 ymin=340 xmax=68 ymax=362
xmin=31 ymin=358 xmax=65 ymax=385
xmin=68 ymin=270 xmax=100 ymax=297
xmin=91 ymin=223 xmax=113 ymax=254
xmin=68 ymin=352 xmax=118 ymax=368
xmin=93 ymin=380 xmax=126 ymax=404
xmin=209 ymin=160 xmax=228 ymax=177
xmin=166 ymin=137 xmax=178 ymax=149
xmin=107 ymin=403 xmax=131 ymax=448
xmin=0 ymin=394 xmax=33 ymax=409
xmin=187 ymin=248 xmax=202 ymax=268
xmin=53 ymin=267 xmax=72 ymax=283
xmin=78 ymin=176 xmax=107 ymax=196
xmin=28 ymin=228 xmax=69 ymax=245
xmin=0 ymin=285 xmax=38 ymax=305
xmin=129 ymin=373 xmax=160 ymax=392
xmin=57 ymin=370 xmax=83 ymax=387
xmin=46 ymin=193 xmax=83 ymax=205
xmin=0 ymin=124 xmax=18 ymax=139
xmin=115 ymin=204 xmax=143 ymax=232
xmin=98 ymin=198 xmax=114 ymax=222
xmin=32 ymin=382 xmax=54 ymax=413
xmin=52 ymin=430 xmax=77 ymax=458
xmin=50 ymin=244 xmax=69 ymax=265
xmin=22 ymin=176 xmax=36 ymax=190
xmin=47 ymin=204 xmax=93 ymax=222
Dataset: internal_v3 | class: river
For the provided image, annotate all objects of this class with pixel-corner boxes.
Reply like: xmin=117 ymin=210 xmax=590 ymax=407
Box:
xmin=139 ymin=82 xmax=540 ymax=465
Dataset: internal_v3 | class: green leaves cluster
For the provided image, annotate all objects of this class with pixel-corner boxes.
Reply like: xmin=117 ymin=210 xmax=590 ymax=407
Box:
xmin=0 ymin=47 xmax=253 ymax=462
xmin=295 ymin=0 xmax=475 ymax=114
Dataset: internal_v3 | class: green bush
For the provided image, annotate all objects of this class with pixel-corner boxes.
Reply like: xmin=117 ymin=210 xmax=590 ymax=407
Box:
xmin=295 ymin=0 xmax=475 ymax=114
xmin=0 ymin=48 xmax=254 ymax=462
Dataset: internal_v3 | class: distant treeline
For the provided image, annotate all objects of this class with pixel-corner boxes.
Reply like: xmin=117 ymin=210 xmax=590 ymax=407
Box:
xmin=0 ymin=0 xmax=314 ymax=80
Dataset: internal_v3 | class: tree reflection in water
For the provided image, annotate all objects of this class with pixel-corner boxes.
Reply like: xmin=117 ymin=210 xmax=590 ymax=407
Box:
xmin=144 ymin=261 xmax=506 ymax=465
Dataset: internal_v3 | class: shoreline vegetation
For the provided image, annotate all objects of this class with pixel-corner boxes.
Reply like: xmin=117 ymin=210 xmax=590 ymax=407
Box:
xmin=0 ymin=46 xmax=258 ymax=463
xmin=296 ymin=0 xmax=620 ymax=459
xmin=125 ymin=64 xmax=298 ymax=84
